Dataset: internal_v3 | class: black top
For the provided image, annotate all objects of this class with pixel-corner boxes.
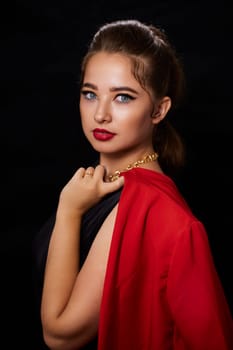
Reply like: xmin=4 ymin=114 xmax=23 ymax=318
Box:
xmin=32 ymin=188 xmax=122 ymax=349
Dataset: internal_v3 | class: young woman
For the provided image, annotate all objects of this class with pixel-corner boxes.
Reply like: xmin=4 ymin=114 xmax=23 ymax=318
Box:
xmin=34 ymin=19 xmax=233 ymax=349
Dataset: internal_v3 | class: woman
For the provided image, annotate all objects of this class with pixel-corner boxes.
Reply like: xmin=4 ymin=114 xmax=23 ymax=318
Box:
xmin=33 ymin=19 xmax=233 ymax=349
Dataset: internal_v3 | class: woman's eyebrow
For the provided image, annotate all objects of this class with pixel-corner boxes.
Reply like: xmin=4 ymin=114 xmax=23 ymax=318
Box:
xmin=81 ymin=82 xmax=97 ymax=89
xmin=110 ymin=86 xmax=138 ymax=94
xmin=82 ymin=82 xmax=138 ymax=94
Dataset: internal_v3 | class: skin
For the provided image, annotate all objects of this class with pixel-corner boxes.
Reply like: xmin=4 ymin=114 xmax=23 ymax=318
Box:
xmin=41 ymin=52 xmax=171 ymax=349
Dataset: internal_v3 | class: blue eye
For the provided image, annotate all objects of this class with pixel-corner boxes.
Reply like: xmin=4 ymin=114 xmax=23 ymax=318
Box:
xmin=116 ymin=94 xmax=134 ymax=103
xmin=81 ymin=91 xmax=96 ymax=100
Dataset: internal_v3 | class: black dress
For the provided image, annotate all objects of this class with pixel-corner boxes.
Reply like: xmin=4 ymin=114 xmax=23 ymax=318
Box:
xmin=32 ymin=188 xmax=122 ymax=350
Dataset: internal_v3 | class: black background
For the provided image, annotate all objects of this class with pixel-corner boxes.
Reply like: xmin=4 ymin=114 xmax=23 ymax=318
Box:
xmin=2 ymin=1 xmax=232 ymax=348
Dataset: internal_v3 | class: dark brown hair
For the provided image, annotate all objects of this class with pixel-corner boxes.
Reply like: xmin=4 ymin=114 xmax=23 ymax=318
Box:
xmin=80 ymin=19 xmax=186 ymax=177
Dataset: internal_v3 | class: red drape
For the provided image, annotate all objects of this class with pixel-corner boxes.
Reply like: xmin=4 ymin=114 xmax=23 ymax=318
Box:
xmin=98 ymin=168 xmax=233 ymax=350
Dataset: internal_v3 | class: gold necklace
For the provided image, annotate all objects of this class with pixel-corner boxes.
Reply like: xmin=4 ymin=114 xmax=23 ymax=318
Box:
xmin=107 ymin=152 xmax=158 ymax=182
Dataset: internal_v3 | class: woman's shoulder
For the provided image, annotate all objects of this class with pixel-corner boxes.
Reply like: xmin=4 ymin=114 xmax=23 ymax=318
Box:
xmin=122 ymin=167 xmax=176 ymax=188
xmin=122 ymin=168 xmax=183 ymax=201
xmin=121 ymin=167 xmax=197 ymax=223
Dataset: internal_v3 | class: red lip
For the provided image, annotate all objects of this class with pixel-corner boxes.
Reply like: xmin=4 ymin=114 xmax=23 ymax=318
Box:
xmin=93 ymin=128 xmax=116 ymax=141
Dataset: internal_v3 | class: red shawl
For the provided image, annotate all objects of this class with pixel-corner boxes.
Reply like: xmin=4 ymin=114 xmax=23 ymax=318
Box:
xmin=98 ymin=168 xmax=233 ymax=350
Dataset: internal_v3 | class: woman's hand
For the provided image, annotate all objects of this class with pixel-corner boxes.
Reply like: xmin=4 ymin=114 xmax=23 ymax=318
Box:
xmin=58 ymin=164 xmax=124 ymax=216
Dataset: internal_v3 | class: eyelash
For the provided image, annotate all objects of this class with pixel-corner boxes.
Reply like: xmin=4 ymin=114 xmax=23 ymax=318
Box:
xmin=81 ymin=91 xmax=96 ymax=100
xmin=117 ymin=94 xmax=134 ymax=103
xmin=81 ymin=90 xmax=135 ymax=103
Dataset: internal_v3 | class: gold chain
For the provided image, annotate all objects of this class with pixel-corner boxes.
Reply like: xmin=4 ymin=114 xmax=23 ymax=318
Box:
xmin=107 ymin=152 xmax=158 ymax=182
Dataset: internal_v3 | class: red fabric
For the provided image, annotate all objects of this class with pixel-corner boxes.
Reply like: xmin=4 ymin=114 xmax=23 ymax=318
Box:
xmin=98 ymin=168 xmax=233 ymax=350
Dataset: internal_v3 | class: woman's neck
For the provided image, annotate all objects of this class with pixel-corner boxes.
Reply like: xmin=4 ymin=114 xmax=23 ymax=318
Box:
xmin=100 ymin=150 xmax=163 ymax=182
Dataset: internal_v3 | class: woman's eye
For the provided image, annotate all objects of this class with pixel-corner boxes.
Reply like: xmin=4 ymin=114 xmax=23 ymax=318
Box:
xmin=81 ymin=91 xmax=96 ymax=100
xmin=116 ymin=94 xmax=134 ymax=103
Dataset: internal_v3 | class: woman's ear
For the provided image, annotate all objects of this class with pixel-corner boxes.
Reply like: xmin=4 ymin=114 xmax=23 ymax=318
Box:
xmin=151 ymin=96 xmax=171 ymax=124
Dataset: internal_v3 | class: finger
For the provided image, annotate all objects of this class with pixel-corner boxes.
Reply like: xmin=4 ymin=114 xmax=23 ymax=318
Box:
xmin=102 ymin=174 xmax=124 ymax=194
xmin=75 ymin=167 xmax=86 ymax=179
xmin=93 ymin=164 xmax=106 ymax=178
xmin=84 ymin=166 xmax=95 ymax=177
xmin=111 ymin=174 xmax=125 ymax=189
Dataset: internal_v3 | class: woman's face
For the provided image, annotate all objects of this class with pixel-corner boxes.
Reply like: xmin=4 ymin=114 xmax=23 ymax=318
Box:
xmin=79 ymin=52 xmax=156 ymax=157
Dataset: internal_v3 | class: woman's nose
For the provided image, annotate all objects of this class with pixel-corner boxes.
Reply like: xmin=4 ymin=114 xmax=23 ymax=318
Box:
xmin=94 ymin=101 xmax=112 ymax=123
